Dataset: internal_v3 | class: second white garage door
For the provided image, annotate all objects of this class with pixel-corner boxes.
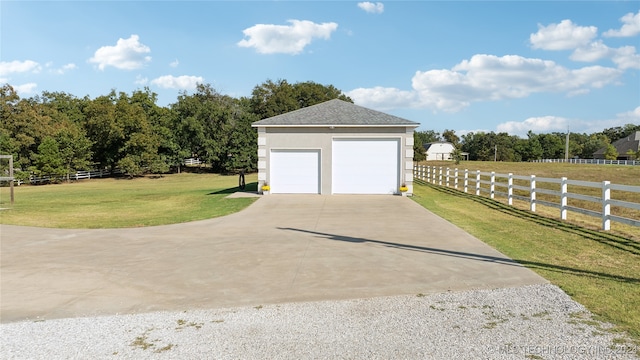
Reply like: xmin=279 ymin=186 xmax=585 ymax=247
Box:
xmin=332 ymin=138 xmax=400 ymax=194
xmin=270 ymin=150 xmax=320 ymax=194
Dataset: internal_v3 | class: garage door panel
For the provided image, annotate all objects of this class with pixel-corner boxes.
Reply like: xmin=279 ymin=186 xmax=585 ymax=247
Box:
xmin=270 ymin=150 xmax=320 ymax=194
xmin=332 ymin=139 xmax=399 ymax=194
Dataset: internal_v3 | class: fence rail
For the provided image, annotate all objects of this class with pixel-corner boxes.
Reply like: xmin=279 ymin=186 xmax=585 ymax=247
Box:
xmin=184 ymin=158 xmax=203 ymax=166
xmin=28 ymin=169 xmax=124 ymax=184
xmin=413 ymin=165 xmax=640 ymax=231
xmin=531 ymin=159 xmax=639 ymax=166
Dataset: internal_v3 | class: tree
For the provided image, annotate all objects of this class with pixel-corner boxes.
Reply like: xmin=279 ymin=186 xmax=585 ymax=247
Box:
xmin=171 ymin=84 xmax=258 ymax=172
xmin=601 ymin=124 xmax=640 ymax=143
xmin=83 ymin=91 xmax=121 ymax=170
xmin=580 ymin=133 xmax=610 ymax=159
xmin=54 ymin=125 xmax=93 ymax=181
xmin=603 ymin=144 xmax=619 ymax=160
xmin=451 ymin=147 xmax=463 ymax=165
xmin=31 ymin=137 xmax=65 ymax=179
xmin=249 ymin=79 xmax=352 ymax=119
xmin=413 ymin=130 xmax=441 ymax=162
xmin=442 ymin=129 xmax=460 ymax=147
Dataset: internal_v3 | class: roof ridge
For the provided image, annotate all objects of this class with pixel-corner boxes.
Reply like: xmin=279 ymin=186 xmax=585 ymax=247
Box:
xmin=252 ymin=99 xmax=419 ymax=127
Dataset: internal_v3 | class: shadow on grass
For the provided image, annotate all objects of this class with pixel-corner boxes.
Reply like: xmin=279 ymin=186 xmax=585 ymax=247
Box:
xmin=414 ymin=179 xmax=640 ymax=257
xmin=208 ymin=182 xmax=258 ymax=195
xmin=279 ymin=227 xmax=640 ymax=284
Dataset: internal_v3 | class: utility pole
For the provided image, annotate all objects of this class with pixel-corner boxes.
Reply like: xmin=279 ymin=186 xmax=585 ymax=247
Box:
xmin=494 ymin=145 xmax=497 ymax=162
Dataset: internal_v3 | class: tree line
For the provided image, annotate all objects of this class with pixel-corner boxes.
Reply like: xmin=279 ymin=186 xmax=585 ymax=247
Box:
xmin=413 ymin=125 xmax=640 ymax=162
xmin=0 ymin=80 xmax=350 ymax=182
xmin=1 ymin=78 xmax=638 ymax=183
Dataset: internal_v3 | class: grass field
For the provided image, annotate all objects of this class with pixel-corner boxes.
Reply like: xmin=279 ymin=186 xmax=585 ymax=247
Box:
xmin=411 ymin=180 xmax=640 ymax=349
xmin=0 ymin=173 xmax=259 ymax=228
xmin=419 ymin=161 xmax=640 ymax=186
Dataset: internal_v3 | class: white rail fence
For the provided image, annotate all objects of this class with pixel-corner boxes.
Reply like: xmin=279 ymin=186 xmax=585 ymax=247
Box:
xmin=183 ymin=158 xmax=203 ymax=166
xmin=531 ymin=159 xmax=639 ymax=166
xmin=413 ymin=165 xmax=640 ymax=231
xmin=28 ymin=169 xmax=124 ymax=184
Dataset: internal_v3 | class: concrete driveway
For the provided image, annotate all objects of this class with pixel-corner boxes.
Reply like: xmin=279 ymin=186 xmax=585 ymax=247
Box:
xmin=0 ymin=195 xmax=546 ymax=323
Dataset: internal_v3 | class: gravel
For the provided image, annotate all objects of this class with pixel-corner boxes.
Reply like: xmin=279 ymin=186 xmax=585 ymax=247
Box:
xmin=1 ymin=284 xmax=637 ymax=359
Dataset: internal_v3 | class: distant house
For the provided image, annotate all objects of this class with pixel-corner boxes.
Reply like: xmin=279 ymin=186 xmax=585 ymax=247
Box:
xmin=424 ymin=142 xmax=456 ymax=161
xmin=593 ymin=131 xmax=640 ymax=160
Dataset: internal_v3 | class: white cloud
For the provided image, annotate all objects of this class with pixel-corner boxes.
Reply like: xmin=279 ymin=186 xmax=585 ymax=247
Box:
xmin=615 ymin=106 xmax=640 ymax=123
xmin=497 ymin=116 xmax=569 ymax=135
xmin=150 ymin=75 xmax=202 ymax=89
xmin=611 ymin=45 xmax=640 ymax=70
xmin=169 ymin=59 xmax=179 ymax=68
xmin=13 ymin=82 xmax=38 ymax=95
xmin=497 ymin=107 xmax=640 ymax=136
xmin=348 ymin=54 xmax=622 ymax=113
xmin=358 ymin=2 xmax=384 ymax=14
xmin=530 ymin=20 xmax=597 ymax=50
xmin=134 ymin=75 xmax=148 ymax=85
xmin=579 ymin=107 xmax=640 ymax=134
xmin=570 ymin=40 xmax=611 ymax=62
xmin=346 ymin=86 xmax=416 ymax=110
xmin=458 ymin=129 xmax=491 ymax=137
xmin=570 ymin=41 xmax=640 ymax=70
xmin=88 ymin=35 xmax=151 ymax=70
xmin=603 ymin=10 xmax=640 ymax=37
xmin=237 ymin=20 xmax=338 ymax=55
xmin=51 ymin=63 xmax=77 ymax=75
xmin=0 ymin=60 xmax=41 ymax=76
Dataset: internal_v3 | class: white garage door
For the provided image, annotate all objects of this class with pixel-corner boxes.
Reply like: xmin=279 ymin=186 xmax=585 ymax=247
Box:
xmin=270 ymin=150 xmax=320 ymax=194
xmin=332 ymin=139 xmax=400 ymax=194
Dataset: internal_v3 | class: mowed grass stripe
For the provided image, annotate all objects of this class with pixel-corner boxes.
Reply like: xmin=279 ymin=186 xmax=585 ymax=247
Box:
xmin=411 ymin=181 xmax=639 ymax=346
xmin=0 ymin=173 xmax=259 ymax=228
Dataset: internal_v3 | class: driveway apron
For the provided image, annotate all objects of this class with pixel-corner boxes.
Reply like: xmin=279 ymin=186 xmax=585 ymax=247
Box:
xmin=0 ymin=195 xmax=546 ymax=322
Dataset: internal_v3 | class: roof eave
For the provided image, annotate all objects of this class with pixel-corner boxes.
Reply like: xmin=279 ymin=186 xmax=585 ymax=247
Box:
xmin=251 ymin=124 xmax=419 ymax=128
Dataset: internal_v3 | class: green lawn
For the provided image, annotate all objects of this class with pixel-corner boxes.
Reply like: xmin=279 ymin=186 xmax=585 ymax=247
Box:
xmin=411 ymin=180 xmax=640 ymax=348
xmin=0 ymin=173 xmax=258 ymax=228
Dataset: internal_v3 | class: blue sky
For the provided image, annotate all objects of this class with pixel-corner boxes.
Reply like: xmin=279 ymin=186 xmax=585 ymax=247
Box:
xmin=1 ymin=1 xmax=639 ymax=137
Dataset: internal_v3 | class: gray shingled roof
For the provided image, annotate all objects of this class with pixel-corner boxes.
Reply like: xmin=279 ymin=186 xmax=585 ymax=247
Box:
xmin=251 ymin=99 xmax=419 ymax=127
xmin=593 ymin=131 xmax=640 ymax=156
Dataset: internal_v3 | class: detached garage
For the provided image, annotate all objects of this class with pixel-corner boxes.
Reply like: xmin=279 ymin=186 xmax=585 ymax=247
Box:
xmin=252 ymin=99 xmax=418 ymax=195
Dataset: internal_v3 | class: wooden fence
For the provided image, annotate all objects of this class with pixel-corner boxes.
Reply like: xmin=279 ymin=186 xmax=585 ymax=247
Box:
xmin=414 ymin=165 xmax=640 ymax=231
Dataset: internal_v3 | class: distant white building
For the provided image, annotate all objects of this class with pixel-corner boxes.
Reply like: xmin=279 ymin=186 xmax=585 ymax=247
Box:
xmin=424 ymin=142 xmax=456 ymax=161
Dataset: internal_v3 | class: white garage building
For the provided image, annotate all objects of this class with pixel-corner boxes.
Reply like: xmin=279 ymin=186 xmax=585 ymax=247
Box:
xmin=252 ymin=99 xmax=419 ymax=195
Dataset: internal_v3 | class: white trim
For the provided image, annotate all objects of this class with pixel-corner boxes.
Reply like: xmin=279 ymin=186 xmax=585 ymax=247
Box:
xmin=252 ymin=124 xmax=418 ymax=128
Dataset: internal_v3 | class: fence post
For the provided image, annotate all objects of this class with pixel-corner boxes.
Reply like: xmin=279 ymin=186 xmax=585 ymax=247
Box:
xmin=508 ymin=173 xmax=513 ymax=206
xmin=602 ymin=181 xmax=611 ymax=231
xmin=476 ymin=170 xmax=481 ymax=196
xmin=530 ymin=175 xmax=536 ymax=212
xmin=439 ymin=167 xmax=443 ymax=186
xmin=464 ymin=169 xmax=468 ymax=193
xmin=560 ymin=177 xmax=567 ymax=220
xmin=446 ymin=168 xmax=450 ymax=187
xmin=490 ymin=172 xmax=495 ymax=199
xmin=454 ymin=168 xmax=459 ymax=190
